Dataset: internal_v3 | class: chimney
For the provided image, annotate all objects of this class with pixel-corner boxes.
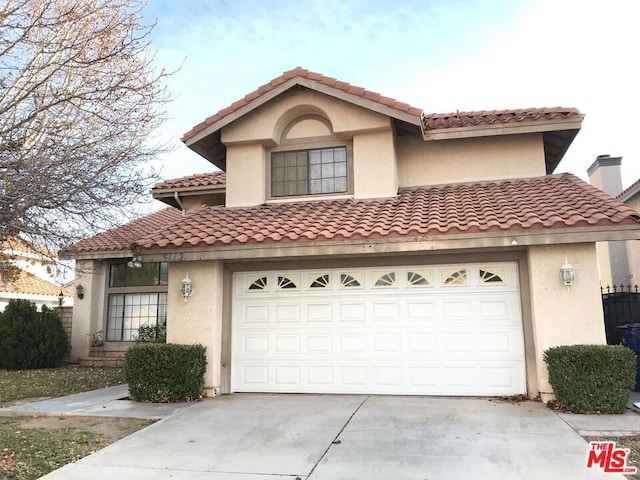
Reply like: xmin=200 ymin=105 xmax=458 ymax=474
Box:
xmin=587 ymin=154 xmax=623 ymax=196
xmin=587 ymin=154 xmax=630 ymax=287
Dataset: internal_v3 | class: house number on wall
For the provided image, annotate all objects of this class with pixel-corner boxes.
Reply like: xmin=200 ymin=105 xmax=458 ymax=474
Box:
xmin=163 ymin=253 xmax=185 ymax=262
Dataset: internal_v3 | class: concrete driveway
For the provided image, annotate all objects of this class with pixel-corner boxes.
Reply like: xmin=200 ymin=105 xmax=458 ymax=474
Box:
xmin=41 ymin=394 xmax=627 ymax=480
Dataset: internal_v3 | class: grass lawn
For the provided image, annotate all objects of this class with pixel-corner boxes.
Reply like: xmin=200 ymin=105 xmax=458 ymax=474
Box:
xmin=0 ymin=418 xmax=109 ymax=480
xmin=0 ymin=365 xmax=136 ymax=479
xmin=0 ymin=365 xmax=126 ymax=406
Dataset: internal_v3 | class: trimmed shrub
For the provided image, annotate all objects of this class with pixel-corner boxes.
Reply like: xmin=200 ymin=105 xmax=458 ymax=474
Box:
xmin=543 ymin=344 xmax=635 ymax=413
xmin=125 ymin=343 xmax=206 ymax=402
xmin=0 ymin=299 xmax=70 ymax=369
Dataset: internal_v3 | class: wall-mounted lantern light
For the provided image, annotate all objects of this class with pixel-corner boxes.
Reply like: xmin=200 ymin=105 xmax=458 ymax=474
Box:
xmin=57 ymin=291 xmax=64 ymax=307
xmin=180 ymin=274 xmax=194 ymax=302
xmin=127 ymin=255 xmax=143 ymax=269
xmin=560 ymin=257 xmax=576 ymax=290
xmin=76 ymin=283 xmax=84 ymax=300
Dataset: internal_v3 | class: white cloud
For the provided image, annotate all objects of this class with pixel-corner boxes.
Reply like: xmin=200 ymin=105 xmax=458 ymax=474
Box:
xmin=146 ymin=0 xmax=640 ymax=187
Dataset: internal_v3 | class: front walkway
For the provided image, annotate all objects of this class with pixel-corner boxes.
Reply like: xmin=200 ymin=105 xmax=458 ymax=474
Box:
xmin=1 ymin=384 xmax=192 ymax=419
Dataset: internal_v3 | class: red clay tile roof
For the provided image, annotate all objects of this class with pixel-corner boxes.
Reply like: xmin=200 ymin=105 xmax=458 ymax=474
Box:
xmin=618 ymin=178 xmax=640 ymax=202
xmin=182 ymin=67 xmax=423 ymax=142
xmin=127 ymin=173 xmax=640 ymax=250
xmin=67 ymin=208 xmax=183 ymax=254
xmin=1 ymin=269 xmax=73 ymax=297
xmin=422 ymin=107 xmax=583 ymax=131
xmin=153 ymin=172 xmax=226 ymax=191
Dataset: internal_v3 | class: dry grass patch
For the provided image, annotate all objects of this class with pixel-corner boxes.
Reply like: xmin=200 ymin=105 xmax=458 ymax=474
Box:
xmin=0 ymin=365 xmax=126 ymax=406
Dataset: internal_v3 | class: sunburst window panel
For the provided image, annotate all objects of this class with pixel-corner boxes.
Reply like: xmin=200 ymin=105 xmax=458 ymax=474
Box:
xmin=441 ymin=268 xmax=469 ymax=286
xmin=248 ymin=276 xmax=269 ymax=291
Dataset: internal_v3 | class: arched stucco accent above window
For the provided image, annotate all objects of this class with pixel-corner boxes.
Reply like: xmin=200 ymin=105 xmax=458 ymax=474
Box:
xmin=273 ymin=105 xmax=334 ymax=145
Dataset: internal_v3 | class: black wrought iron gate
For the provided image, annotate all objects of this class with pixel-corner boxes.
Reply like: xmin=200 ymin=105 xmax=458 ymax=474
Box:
xmin=602 ymin=285 xmax=640 ymax=344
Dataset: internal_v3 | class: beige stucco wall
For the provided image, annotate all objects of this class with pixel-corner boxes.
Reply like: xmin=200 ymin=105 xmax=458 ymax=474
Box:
xmin=225 ymin=144 xmax=266 ymax=208
xmin=527 ymin=243 xmax=606 ymax=400
xmin=222 ymin=89 xmax=391 ymax=145
xmin=353 ymin=129 xmax=397 ymax=198
xmin=167 ymin=261 xmax=224 ymax=396
xmin=596 ymin=241 xmax=613 ymax=288
xmin=69 ymin=260 xmax=107 ymax=362
xmin=221 ymin=89 xmax=397 ymax=207
xmin=625 ymin=195 xmax=640 ymax=286
xmin=396 ymin=133 xmax=546 ymax=188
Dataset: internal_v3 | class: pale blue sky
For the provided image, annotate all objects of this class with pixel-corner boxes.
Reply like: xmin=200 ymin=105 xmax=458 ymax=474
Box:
xmin=144 ymin=0 xmax=640 ymax=189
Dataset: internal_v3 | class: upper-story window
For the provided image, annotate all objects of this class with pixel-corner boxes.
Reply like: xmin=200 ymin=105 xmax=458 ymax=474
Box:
xmin=271 ymin=146 xmax=348 ymax=197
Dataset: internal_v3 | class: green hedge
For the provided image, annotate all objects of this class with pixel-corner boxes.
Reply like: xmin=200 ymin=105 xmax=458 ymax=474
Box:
xmin=543 ymin=344 xmax=636 ymax=413
xmin=125 ymin=343 xmax=206 ymax=402
xmin=0 ymin=299 xmax=70 ymax=369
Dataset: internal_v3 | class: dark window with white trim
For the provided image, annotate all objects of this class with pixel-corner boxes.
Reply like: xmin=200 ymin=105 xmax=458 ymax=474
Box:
xmin=106 ymin=262 xmax=168 ymax=342
xmin=271 ymin=146 xmax=348 ymax=197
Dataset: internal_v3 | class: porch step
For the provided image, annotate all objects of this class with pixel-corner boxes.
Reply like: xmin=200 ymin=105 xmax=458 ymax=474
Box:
xmin=78 ymin=356 xmax=125 ymax=367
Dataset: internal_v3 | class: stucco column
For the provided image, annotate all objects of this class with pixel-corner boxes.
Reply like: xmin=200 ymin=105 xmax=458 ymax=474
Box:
xmin=527 ymin=243 xmax=606 ymax=401
xmin=167 ymin=260 xmax=224 ymax=396
xmin=69 ymin=260 xmax=106 ymax=363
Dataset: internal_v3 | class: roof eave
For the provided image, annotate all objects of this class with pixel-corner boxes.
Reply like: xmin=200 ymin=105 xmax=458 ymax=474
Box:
xmin=421 ymin=118 xmax=583 ymax=141
xmin=183 ymin=77 xmax=423 ymax=165
xmin=102 ymin=224 xmax=640 ymax=263
xmin=619 ymin=183 xmax=640 ymax=203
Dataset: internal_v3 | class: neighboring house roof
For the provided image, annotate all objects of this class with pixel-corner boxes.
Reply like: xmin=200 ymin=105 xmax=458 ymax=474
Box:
xmin=1 ymin=236 xmax=55 ymax=259
xmin=67 ymin=207 xmax=183 ymax=255
xmin=153 ymin=172 xmax=227 ymax=191
xmin=1 ymin=268 xmax=72 ymax=297
xmin=618 ymin=178 xmax=640 ymax=203
xmin=66 ymin=173 xmax=640 ymax=255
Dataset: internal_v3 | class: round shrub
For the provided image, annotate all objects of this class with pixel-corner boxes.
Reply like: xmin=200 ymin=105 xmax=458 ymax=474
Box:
xmin=125 ymin=343 xmax=206 ymax=402
xmin=0 ymin=299 xmax=70 ymax=369
xmin=544 ymin=344 xmax=635 ymax=413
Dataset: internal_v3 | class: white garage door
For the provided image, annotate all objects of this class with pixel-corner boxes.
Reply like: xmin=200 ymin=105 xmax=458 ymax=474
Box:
xmin=231 ymin=263 xmax=526 ymax=396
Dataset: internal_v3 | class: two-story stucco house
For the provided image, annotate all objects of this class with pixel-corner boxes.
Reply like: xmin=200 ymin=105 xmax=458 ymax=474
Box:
xmin=66 ymin=67 xmax=640 ymax=401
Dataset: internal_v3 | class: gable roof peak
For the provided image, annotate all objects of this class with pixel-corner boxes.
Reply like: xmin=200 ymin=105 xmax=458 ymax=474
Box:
xmin=182 ymin=66 xmax=424 ymax=144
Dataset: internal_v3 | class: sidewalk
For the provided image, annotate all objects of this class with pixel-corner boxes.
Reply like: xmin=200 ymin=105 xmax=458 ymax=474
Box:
xmin=0 ymin=384 xmax=195 ymax=419
xmin=557 ymin=390 xmax=640 ymax=437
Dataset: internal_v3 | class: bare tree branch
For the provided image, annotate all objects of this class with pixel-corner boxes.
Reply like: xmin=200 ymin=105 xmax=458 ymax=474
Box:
xmin=0 ymin=0 xmax=174 ymax=258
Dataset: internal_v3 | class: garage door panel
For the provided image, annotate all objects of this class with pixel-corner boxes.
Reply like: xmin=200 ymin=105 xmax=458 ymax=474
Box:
xmin=307 ymin=365 xmax=334 ymax=385
xmin=407 ymin=332 xmax=438 ymax=352
xmin=406 ymin=301 xmax=436 ymax=321
xmin=442 ymin=299 xmax=472 ymax=319
xmin=232 ymin=263 xmax=526 ymax=396
xmin=242 ymin=303 xmax=269 ymax=324
xmin=340 ymin=366 xmax=368 ymax=386
xmin=337 ymin=302 xmax=366 ymax=322
xmin=338 ymin=334 xmax=367 ymax=353
xmin=241 ymin=365 xmax=268 ymax=386
xmin=372 ymin=301 xmax=400 ymax=321
xmin=274 ymin=303 xmax=300 ymax=323
xmin=274 ymin=366 xmax=300 ymax=385
xmin=373 ymin=332 xmax=402 ymax=353
xmin=482 ymin=366 xmax=517 ymax=389
xmin=274 ymin=334 xmax=301 ymax=354
xmin=242 ymin=334 xmax=269 ymax=354
xmin=307 ymin=302 xmax=332 ymax=322
xmin=307 ymin=334 xmax=333 ymax=353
